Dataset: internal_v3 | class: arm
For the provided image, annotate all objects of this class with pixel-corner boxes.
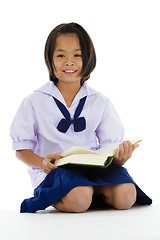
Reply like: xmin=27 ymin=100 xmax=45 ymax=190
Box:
xmin=16 ymin=150 xmax=62 ymax=174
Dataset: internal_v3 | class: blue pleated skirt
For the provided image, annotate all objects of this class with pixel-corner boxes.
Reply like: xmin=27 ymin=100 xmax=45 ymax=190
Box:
xmin=20 ymin=165 xmax=152 ymax=213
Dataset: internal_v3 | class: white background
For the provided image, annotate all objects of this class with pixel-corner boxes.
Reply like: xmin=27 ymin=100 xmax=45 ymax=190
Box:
xmin=0 ymin=0 xmax=159 ymax=210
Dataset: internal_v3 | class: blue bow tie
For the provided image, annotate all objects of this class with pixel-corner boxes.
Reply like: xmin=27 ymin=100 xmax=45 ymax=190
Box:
xmin=53 ymin=96 xmax=87 ymax=133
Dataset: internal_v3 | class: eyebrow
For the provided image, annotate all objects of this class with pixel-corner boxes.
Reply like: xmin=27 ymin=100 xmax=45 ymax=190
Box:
xmin=55 ymin=49 xmax=81 ymax=52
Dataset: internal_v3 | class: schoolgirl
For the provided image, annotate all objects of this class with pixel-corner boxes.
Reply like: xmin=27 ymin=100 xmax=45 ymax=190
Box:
xmin=10 ymin=23 xmax=152 ymax=213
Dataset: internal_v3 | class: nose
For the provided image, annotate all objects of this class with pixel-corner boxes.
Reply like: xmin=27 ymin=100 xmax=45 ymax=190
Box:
xmin=65 ymin=56 xmax=74 ymax=66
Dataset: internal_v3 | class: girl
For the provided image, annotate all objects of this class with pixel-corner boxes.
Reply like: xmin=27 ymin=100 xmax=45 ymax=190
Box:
xmin=10 ymin=23 xmax=152 ymax=213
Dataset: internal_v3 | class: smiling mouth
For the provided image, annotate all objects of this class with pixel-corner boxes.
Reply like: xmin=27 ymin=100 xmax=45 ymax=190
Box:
xmin=63 ymin=70 xmax=77 ymax=73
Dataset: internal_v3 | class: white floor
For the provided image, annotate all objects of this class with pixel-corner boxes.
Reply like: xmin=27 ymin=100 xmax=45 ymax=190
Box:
xmin=0 ymin=203 xmax=160 ymax=240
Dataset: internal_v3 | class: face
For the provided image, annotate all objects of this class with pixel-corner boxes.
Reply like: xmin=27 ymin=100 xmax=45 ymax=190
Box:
xmin=52 ymin=34 xmax=83 ymax=85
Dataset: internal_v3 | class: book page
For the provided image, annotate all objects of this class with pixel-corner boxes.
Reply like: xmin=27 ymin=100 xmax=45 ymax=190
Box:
xmin=61 ymin=146 xmax=102 ymax=158
xmin=97 ymin=140 xmax=141 ymax=156
xmin=97 ymin=143 xmax=119 ymax=156
xmin=61 ymin=140 xmax=141 ymax=158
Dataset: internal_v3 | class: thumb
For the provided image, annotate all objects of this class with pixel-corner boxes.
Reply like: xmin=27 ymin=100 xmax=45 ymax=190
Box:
xmin=46 ymin=152 xmax=62 ymax=159
xmin=133 ymin=144 xmax=140 ymax=151
xmin=55 ymin=152 xmax=63 ymax=159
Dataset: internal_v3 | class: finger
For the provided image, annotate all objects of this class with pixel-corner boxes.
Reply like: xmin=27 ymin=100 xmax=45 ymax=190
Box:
xmin=43 ymin=159 xmax=57 ymax=169
xmin=123 ymin=141 xmax=132 ymax=156
xmin=126 ymin=140 xmax=134 ymax=152
xmin=43 ymin=166 xmax=50 ymax=174
xmin=133 ymin=144 xmax=140 ymax=150
xmin=124 ymin=141 xmax=132 ymax=154
xmin=46 ymin=152 xmax=62 ymax=159
xmin=44 ymin=164 xmax=57 ymax=174
xmin=118 ymin=143 xmax=124 ymax=158
xmin=43 ymin=166 xmax=56 ymax=175
xmin=114 ymin=148 xmax=119 ymax=159
xmin=126 ymin=141 xmax=139 ymax=154
xmin=44 ymin=169 xmax=49 ymax=174
xmin=122 ymin=141 xmax=128 ymax=154
xmin=55 ymin=153 xmax=63 ymax=160
xmin=47 ymin=161 xmax=57 ymax=170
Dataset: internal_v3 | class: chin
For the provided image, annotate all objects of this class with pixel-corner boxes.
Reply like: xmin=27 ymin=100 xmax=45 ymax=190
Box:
xmin=57 ymin=78 xmax=81 ymax=85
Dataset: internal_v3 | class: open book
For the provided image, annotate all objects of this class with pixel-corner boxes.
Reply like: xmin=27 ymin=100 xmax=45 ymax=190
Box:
xmin=54 ymin=140 xmax=141 ymax=168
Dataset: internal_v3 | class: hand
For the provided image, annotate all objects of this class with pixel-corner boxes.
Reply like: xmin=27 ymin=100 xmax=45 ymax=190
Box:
xmin=113 ymin=141 xmax=139 ymax=166
xmin=41 ymin=153 xmax=62 ymax=174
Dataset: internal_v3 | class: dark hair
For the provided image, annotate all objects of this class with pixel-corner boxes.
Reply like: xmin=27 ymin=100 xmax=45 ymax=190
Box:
xmin=44 ymin=23 xmax=96 ymax=85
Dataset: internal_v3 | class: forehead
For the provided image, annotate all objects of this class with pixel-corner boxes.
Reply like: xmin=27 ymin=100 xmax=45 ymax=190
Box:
xmin=55 ymin=34 xmax=81 ymax=51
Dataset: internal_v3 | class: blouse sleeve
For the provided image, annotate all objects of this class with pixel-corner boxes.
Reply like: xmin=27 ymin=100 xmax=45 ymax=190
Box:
xmin=96 ymin=98 xmax=125 ymax=148
xmin=10 ymin=97 xmax=38 ymax=151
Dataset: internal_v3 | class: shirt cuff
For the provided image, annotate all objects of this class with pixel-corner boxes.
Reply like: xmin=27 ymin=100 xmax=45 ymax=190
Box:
xmin=12 ymin=140 xmax=36 ymax=151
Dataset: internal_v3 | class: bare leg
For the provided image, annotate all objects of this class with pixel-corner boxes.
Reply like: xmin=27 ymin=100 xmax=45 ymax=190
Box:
xmin=53 ymin=186 xmax=94 ymax=213
xmin=94 ymin=183 xmax=137 ymax=210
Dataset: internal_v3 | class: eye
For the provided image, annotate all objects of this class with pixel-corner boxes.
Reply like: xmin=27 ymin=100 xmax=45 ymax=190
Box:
xmin=74 ymin=54 xmax=82 ymax=57
xmin=57 ymin=54 xmax=65 ymax=58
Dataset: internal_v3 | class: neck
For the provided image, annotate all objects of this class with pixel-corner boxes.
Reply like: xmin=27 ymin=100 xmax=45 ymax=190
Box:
xmin=56 ymin=81 xmax=81 ymax=107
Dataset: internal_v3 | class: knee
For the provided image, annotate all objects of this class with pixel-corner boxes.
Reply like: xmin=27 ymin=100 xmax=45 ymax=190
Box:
xmin=113 ymin=183 xmax=137 ymax=210
xmin=66 ymin=186 xmax=94 ymax=213
xmin=71 ymin=196 xmax=91 ymax=213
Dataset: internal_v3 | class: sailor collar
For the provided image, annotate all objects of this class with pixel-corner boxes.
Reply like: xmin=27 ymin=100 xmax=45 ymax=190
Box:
xmin=35 ymin=81 xmax=100 ymax=107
